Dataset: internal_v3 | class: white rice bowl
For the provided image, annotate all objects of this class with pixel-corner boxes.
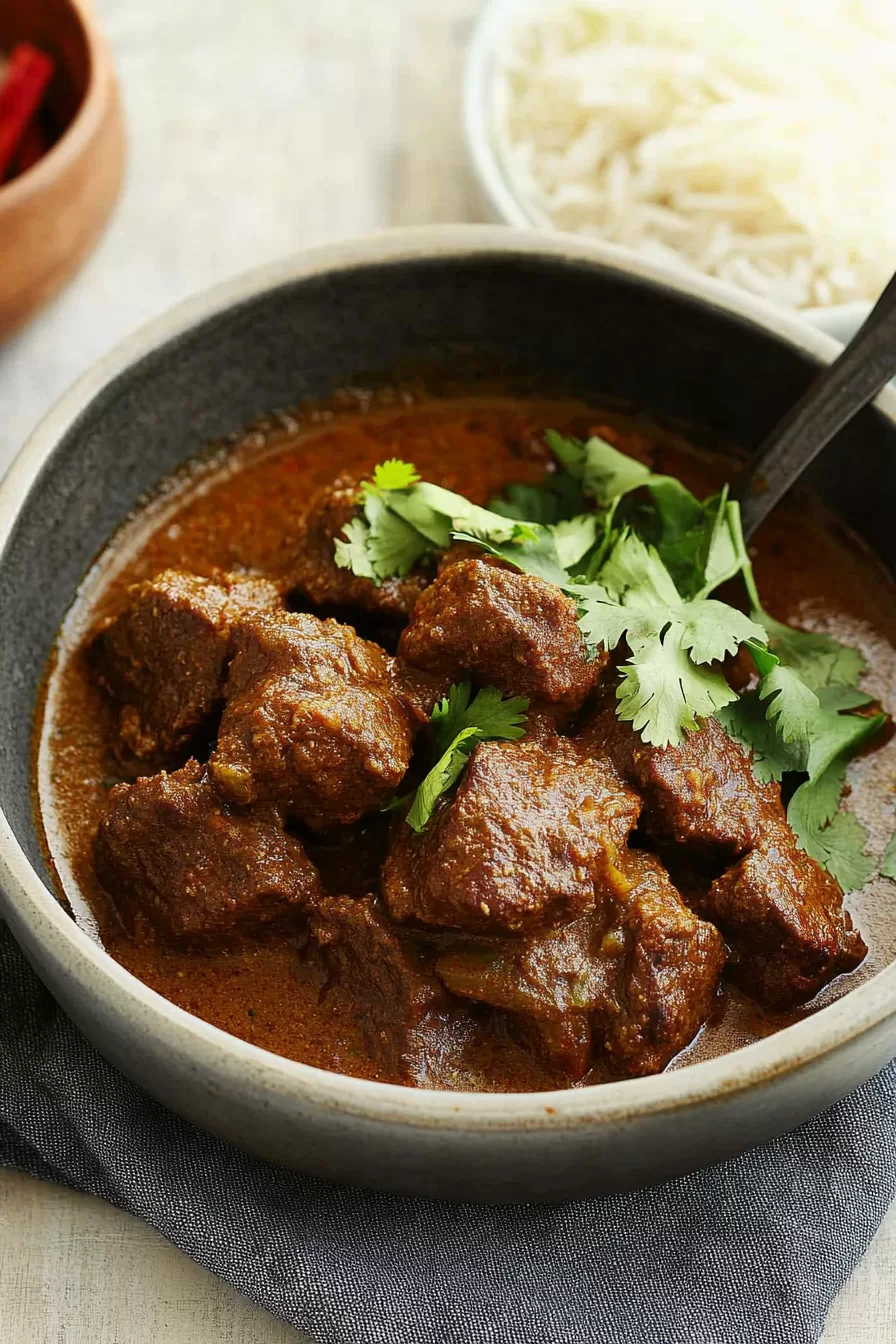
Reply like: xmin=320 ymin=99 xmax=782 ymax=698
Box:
xmin=478 ymin=0 xmax=896 ymax=310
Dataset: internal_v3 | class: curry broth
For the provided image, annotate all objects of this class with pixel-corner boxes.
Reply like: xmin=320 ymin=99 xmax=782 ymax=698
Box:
xmin=33 ymin=394 xmax=896 ymax=1090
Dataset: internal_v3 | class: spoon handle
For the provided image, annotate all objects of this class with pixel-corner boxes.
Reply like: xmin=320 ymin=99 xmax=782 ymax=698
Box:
xmin=738 ymin=271 xmax=896 ymax=539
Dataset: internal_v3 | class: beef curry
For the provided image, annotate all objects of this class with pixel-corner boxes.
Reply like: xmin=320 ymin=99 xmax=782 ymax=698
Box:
xmin=33 ymin=393 xmax=896 ymax=1092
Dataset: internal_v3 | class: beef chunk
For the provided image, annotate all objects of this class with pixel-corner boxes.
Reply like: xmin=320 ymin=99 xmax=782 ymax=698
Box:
xmin=399 ymin=558 xmax=606 ymax=710
xmin=436 ymin=914 xmax=615 ymax=1019
xmin=510 ymin=1015 xmax=594 ymax=1081
xmin=603 ymin=850 xmax=725 ymax=1075
xmin=382 ymin=737 xmax=640 ymax=935
xmin=702 ymin=825 xmax=867 ymax=1009
xmin=580 ymin=699 xmax=867 ymax=1009
xmin=209 ymin=612 xmax=416 ymax=830
xmin=310 ymin=895 xmax=448 ymax=1084
xmin=436 ymin=849 xmax=724 ymax=1080
xmin=96 ymin=569 xmax=282 ymax=762
xmin=287 ymin=474 xmax=428 ymax=619
xmin=386 ymin=659 xmax=455 ymax=729
xmin=95 ymin=760 xmax=320 ymax=943
xmin=579 ymin=698 xmax=779 ymax=856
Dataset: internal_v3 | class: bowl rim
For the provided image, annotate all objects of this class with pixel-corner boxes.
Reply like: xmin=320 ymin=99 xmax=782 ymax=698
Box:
xmin=0 ymin=0 xmax=115 ymax=209
xmin=462 ymin=0 xmax=875 ymax=328
xmin=3 ymin=222 xmax=896 ymax=1133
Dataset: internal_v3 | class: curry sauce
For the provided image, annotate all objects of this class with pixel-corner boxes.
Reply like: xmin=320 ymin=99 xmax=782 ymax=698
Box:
xmin=33 ymin=394 xmax=896 ymax=1090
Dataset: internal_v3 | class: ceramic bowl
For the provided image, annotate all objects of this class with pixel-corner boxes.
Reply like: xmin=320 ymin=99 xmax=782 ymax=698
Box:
xmin=2 ymin=226 xmax=896 ymax=1204
xmin=463 ymin=0 xmax=880 ymax=335
xmin=0 ymin=0 xmax=125 ymax=341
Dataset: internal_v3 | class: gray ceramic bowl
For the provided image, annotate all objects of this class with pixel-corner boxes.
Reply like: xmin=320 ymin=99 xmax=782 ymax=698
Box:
xmin=2 ymin=226 xmax=896 ymax=1204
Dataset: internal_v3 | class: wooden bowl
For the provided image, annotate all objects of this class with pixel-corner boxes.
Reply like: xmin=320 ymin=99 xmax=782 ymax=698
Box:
xmin=0 ymin=0 xmax=125 ymax=341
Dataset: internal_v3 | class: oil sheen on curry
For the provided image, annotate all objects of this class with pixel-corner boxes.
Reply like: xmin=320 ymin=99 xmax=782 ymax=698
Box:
xmin=33 ymin=393 xmax=896 ymax=1092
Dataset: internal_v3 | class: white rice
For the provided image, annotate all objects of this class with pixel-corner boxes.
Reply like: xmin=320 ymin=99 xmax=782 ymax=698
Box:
xmin=494 ymin=0 xmax=896 ymax=307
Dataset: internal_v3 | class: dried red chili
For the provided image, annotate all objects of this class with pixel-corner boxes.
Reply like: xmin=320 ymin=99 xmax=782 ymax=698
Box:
xmin=0 ymin=42 xmax=55 ymax=183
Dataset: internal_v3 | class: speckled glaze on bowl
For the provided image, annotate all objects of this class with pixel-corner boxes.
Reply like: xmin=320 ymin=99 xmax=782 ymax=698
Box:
xmin=2 ymin=227 xmax=896 ymax=1204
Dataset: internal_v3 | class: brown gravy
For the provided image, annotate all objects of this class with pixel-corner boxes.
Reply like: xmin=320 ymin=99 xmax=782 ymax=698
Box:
xmin=32 ymin=393 xmax=896 ymax=1089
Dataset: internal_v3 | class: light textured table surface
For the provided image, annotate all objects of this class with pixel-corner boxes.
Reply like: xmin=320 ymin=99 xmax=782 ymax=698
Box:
xmin=1 ymin=1 xmax=895 ymax=1339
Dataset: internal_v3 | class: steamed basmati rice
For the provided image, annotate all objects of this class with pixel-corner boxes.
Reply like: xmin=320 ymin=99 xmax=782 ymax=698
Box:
xmin=494 ymin=0 xmax=896 ymax=307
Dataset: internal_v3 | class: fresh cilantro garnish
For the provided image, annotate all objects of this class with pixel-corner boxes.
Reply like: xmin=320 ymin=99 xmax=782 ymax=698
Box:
xmin=546 ymin=430 xmax=653 ymax=505
xmin=569 ymin=533 xmax=764 ymax=745
xmin=790 ymin=796 xmax=877 ymax=892
xmin=758 ymin=613 xmax=867 ymax=691
xmin=333 ymin=517 xmax=375 ymax=579
xmin=615 ymin=623 xmax=739 ymax=747
xmin=552 ymin=515 xmax=600 ymax=571
xmin=331 ymin=440 xmax=895 ymax=886
xmin=405 ymin=682 xmax=529 ymax=833
xmin=788 ymin=758 xmax=878 ymax=891
xmin=726 ymin=635 xmax=886 ymax=883
xmin=716 ymin=693 xmax=804 ymax=783
xmin=362 ymin=492 xmax=430 ymax=579
xmin=814 ymin=685 xmax=875 ymax=712
xmin=430 ymin=681 xmax=529 ymax=754
xmin=334 ymin=465 xmax=432 ymax=580
xmin=336 ymin=463 xmax=570 ymax=586
xmin=881 ymin=830 xmax=896 ymax=881
xmin=488 ymin=472 xmax=586 ymax=525
xmin=371 ymin=459 xmax=421 ymax=491
xmin=734 ymin=539 xmax=868 ymax=692
xmin=452 ymin=524 xmax=570 ymax=587
xmin=748 ymin=639 xmax=821 ymax=749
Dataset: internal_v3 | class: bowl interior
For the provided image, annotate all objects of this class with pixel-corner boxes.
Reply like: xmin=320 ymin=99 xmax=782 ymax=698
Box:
xmin=3 ymin=247 xmax=896 ymax=948
xmin=0 ymin=0 xmax=91 ymax=173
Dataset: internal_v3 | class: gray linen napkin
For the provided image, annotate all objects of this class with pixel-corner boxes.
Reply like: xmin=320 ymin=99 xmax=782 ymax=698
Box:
xmin=1 ymin=923 xmax=894 ymax=1344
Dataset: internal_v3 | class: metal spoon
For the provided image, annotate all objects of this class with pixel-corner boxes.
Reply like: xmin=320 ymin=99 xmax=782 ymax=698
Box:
xmin=736 ymin=271 xmax=896 ymax=539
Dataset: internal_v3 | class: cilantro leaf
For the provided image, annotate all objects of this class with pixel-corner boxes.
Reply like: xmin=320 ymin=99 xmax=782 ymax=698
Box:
xmin=714 ymin=504 xmax=867 ymax=694
xmin=552 ymin=515 xmax=600 ymax=570
xmin=754 ymin=612 xmax=866 ymax=691
xmin=406 ymin=727 xmax=483 ymax=833
xmin=572 ymin=533 xmax=764 ymax=666
xmin=580 ymin=435 xmax=653 ymax=505
xmin=698 ymin=496 xmax=750 ymax=597
xmin=568 ymin=581 xmax=638 ymax=653
xmin=430 ymin=680 xmax=476 ymax=754
xmin=429 ymin=677 xmax=529 ymax=752
xmin=544 ymin=429 xmax=588 ymax=479
xmin=815 ymin=685 xmax=875 ymax=712
xmin=389 ymin=483 xmax=518 ymax=549
xmin=755 ymin=661 xmax=821 ymax=748
xmin=405 ymin=683 xmax=530 ymax=832
xmin=362 ymin=492 xmax=430 ymax=579
xmin=488 ymin=474 xmax=585 ymax=525
xmin=716 ymin=692 xmax=804 ymax=782
xmin=452 ymin=526 xmax=569 ymax=587
xmin=881 ymin=830 xmax=896 ymax=880
xmin=371 ymin=459 xmax=421 ymax=491
xmin=333 ymin=517 xmax=375 ymax=579
xmin=430 ymin=681 xmax=529 ymax=757
xmin=797 ymin=706 xmax=885 ymax=785
xmin=596 ymin=530 xmax=681 ymax=606
xmin=781 ymin=708 xmax=884 ymax=886
xmin=792 ymin=806 xmax=875 ymax=891
xmin=546 ymin=430 xmax=667 ymax=512
xmin=616 ymin=624 xmax=737 ymax=748
xmin=676 ymin=601 xmax=766 ymax=665
xmin=788 ymin=764 xmax=876 ymax=890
